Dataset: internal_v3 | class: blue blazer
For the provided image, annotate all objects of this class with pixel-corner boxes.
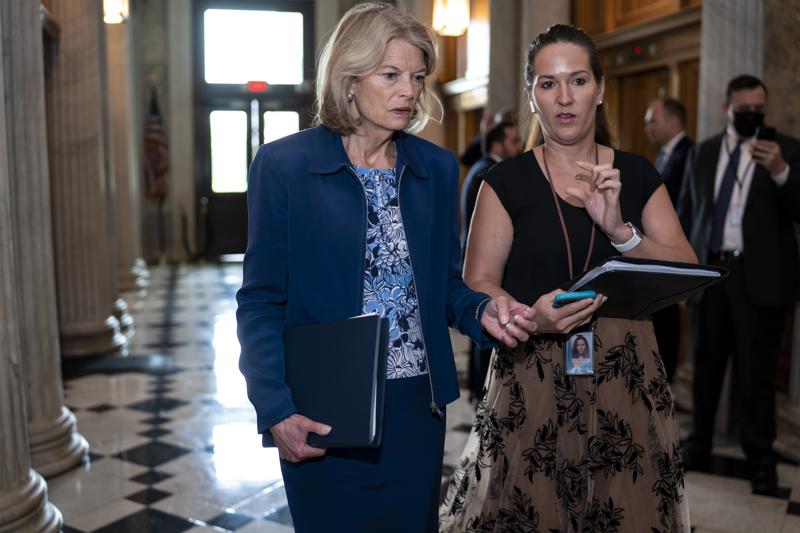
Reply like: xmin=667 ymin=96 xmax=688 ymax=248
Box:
xmin=236 ymin=125 xmax=494 ymax=446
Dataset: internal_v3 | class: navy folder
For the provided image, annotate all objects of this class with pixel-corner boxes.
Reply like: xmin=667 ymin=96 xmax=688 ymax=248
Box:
xmin=564 ymin=257 xmax=728 ymax=319
xmin=284 ymin=314 xmax=389 ymax=448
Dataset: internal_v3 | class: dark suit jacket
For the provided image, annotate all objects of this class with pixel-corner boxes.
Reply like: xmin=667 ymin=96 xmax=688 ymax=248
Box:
xmin=237 ymin=125 xmax=493 ymax=446
xmin=661 ymin=135 xmax=694 ymax=206
xmin=460 ymin=156 xmax=497 ymax=250
xmin=459 ymin=135 xmax=483 ymax=167
xmin=678 ymin=131 xmax=800 ymax=306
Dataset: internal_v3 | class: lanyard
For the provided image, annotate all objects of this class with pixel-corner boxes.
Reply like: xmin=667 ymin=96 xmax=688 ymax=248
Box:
xmin=723 ymin=137 xmax=754 ymax=191
xmin=541 ymin=143 xmax=597 ymax=279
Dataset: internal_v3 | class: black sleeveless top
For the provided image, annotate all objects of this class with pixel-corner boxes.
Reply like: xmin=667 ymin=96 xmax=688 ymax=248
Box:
xmin=484 ymin=149 xmax=663 ymax=305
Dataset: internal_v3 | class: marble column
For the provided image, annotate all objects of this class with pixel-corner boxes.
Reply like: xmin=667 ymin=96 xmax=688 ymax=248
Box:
xmin=487 ymin=0 xmax=521 ymax=117
xmin=1 ymin=0 xmax=89 ymax=478
xmin=47 ymin=0 xmax=127 ymax=357
xmin=108 ymin=20 xmax=149 ymax=293
xmin=672 ymin=0 xmax=764 ymax=410
xmin=518 ymin=0 xmax=570 ymax=128
xmin=101 ymin=20 xmax=135 ymax=338
xmin=0 ymin=8 xmax=62 ymax=531
xmin=765 ymin=0 xmax=800 ymax=463
xmin=696 ymin=0 xmax=763 ymax=140
xmin=763 ymin=0 xmax=800 ymax=142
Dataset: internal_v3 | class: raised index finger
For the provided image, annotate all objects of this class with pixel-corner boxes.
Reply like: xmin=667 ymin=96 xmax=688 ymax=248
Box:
xmin=576 ymin=161 xmax=612 ymax=172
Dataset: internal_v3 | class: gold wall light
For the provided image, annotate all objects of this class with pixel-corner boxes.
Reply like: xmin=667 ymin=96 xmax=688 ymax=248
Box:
xmin=103 ymin=0 xmax=129 ymax=24
xmin=432 ymin=0 xmax=469 ymax=37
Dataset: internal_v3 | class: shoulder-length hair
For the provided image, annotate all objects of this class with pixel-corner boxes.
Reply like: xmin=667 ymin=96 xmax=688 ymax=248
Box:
xmin=314 ymin=2 xmax=441 ymax=134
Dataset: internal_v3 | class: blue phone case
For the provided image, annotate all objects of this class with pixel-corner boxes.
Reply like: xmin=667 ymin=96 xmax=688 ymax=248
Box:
xmin=553 ymin=290 xmax=597 ymax=308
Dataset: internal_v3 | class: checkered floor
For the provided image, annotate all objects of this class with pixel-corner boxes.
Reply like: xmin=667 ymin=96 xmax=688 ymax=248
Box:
xmin=49 ymin=264 xmax=800 ymax=532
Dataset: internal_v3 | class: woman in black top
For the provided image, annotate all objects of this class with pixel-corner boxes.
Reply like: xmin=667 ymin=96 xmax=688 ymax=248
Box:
xmin=440 ymin=24 xmax=696 ymax=532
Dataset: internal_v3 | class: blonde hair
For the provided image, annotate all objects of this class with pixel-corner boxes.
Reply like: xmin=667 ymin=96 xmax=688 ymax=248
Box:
xmin=314 ymin=2 xmax=441 ymax=134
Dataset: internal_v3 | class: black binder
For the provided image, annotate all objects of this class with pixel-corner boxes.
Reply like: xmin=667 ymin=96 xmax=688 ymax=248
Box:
xmin=563 ymin=257 xmax=728 ymax=319
xmin=284 ymin=314 xmax=389 ymax=448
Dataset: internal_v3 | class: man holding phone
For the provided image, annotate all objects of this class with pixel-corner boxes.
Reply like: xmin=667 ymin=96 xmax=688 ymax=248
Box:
xmin=678 ymin=75 xmax=800 ymax=495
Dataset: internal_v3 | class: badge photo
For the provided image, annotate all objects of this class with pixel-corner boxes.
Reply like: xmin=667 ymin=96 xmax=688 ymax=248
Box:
xmin=565 ymin=329 xmax=594 ymax=376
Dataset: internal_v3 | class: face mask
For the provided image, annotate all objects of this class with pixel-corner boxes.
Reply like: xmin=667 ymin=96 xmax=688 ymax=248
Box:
xmin=732 ymin=111 xmax=764 ymax=137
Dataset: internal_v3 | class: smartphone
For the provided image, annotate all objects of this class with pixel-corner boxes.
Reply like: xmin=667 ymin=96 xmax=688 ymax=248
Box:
xmin=756 ymin=126 xmax=776 ymax=141
xmin=553 ymin=290 xmax=597 ymax=308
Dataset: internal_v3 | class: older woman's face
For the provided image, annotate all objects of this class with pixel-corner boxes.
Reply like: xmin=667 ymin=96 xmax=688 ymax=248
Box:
xmin=351 ymin=39 xmax=426 ymax=136
xmin=530 ymin=42 xmax=604 ymax=146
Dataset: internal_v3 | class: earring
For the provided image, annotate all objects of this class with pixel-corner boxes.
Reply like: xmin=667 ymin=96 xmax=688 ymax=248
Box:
xmin=597 ymin=100 xmax=603 ymax=105
xmin=529 ymin=100 xmax=536 ymax=113
xmin=347 ymin=92 xmax=354 ymax=103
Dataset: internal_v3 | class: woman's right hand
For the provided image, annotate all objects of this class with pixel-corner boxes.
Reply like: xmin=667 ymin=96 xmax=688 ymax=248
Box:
xmin=531 ymin=289 xmax=605 ymax=334
xmin=269 ymin=414 xmax=331 ymax=463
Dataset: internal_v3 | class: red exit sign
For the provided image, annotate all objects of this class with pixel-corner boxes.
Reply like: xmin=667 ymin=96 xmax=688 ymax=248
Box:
xmin=246 ymin=80 xmax=269 ymax=92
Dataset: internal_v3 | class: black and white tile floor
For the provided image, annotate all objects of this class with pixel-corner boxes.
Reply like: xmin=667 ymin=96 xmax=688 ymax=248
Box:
xmin=51 ymin=264 xmax=800 ymax=532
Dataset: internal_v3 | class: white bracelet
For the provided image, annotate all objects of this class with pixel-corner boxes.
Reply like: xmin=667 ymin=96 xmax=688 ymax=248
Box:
xmin=610 ymin=222 xmax=643 ymax=253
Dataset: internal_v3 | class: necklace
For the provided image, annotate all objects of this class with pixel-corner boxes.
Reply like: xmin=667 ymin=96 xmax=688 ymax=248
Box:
xmin=541 ymin=143 xmax=598 ymax=279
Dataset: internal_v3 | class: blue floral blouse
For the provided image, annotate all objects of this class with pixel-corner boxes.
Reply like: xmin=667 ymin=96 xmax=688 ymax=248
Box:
xmin=353 ymin=165 xmax=428 ymax=379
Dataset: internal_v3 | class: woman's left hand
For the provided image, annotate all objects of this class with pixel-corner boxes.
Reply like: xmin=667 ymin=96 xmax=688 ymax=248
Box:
xmin=566 ymin=162 xmax=627 ymax=241
xmin=480 ymin=296 xmax=537 ymax=348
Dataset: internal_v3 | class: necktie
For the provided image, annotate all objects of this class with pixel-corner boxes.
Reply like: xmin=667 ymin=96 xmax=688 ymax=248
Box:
xmin=709 ymin=141 xmax=742 ymax=253
xmin=655 ymin=149 xmax=666 ymax=174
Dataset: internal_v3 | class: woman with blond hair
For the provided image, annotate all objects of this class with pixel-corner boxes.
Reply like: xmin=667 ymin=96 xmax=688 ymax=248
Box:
xmin=236 ymin=3 xmax=535 ymax=531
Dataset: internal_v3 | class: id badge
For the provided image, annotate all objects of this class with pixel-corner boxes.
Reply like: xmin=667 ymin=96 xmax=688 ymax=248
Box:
xmin=565 ymin=325 xmax=594 ymax=376
xmin=729 ymin=201 xmax=744 ymax=227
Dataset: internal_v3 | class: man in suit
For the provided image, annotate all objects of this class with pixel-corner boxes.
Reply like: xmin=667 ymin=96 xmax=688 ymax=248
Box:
xmin=646 ymin=98 xmax=694 ymax=204
xmin=459 ymin=108 xmax=516 ymax=168
xmin=460 ymin=120 xmax=521 ymax=253
xmin=678 ymin=75 xmax=800 ymax=495
xmin=645 ymin=98 xmax=695 ymax=381
xmin=460 ymin=119 xmax=521 ymax=402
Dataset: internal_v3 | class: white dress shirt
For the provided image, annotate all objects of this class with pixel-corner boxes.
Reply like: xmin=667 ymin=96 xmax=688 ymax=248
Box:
xmin=713 ymin=125 xmax=790 ymax=251
xmin=662 ymin=131 xmax=686 ymax=162
xmin=656 ymin=131 xmax=686 ymax=173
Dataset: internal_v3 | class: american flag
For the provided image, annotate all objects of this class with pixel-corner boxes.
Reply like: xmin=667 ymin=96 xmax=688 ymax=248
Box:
xmin=143 ymin=89 xmax=169 ymax=206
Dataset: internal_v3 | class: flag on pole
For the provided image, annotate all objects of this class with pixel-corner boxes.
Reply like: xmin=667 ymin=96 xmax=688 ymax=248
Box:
xmin=143 ymin=89 xmax=169 ymax=206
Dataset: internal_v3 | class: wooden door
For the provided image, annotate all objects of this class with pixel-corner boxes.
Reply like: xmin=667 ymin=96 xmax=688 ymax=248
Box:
xmin=678 ymin=58 xmax=700 ymax=140
xmin=615 ymin=67 xmax=669 ymax=161
xmin=193 ymin=0 xmax=314 ymax=257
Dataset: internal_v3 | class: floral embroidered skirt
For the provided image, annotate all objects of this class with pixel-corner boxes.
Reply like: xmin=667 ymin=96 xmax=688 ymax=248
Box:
xmin=440 ymin=318 xmax=690 ymax=533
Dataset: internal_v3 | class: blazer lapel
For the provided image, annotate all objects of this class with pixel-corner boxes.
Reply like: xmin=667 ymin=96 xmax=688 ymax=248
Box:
xmin=701 ymin=134 xmax=723 ymax=216
xmin=745 ymin=164 xmax=770 ymax=212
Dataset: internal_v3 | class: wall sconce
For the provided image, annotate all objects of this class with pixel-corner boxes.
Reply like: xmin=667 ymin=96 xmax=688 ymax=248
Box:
xmin=432 ymin=0 xmax=469 ymax=37
xmin=103 ymin=0 xmax=129 ymax=24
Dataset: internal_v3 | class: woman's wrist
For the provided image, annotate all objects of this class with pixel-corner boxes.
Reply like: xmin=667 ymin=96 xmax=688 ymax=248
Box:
xmin=475 ymin=296 xmax=492 ymax=322
xmin=606 ymin=222 xmax=633 ymax=244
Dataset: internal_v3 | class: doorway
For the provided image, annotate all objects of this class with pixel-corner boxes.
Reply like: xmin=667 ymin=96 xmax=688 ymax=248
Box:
xmin=615 ymin=67 xmax=670 ymax=162
xmin=193 ymin=0 xmax=314 ymax=257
